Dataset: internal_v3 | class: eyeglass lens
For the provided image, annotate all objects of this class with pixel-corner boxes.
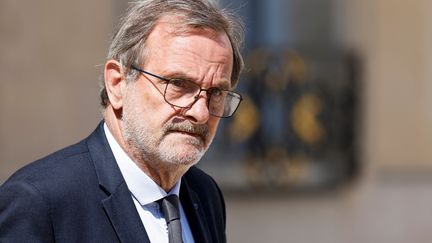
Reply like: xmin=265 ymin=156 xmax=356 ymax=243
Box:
xmin=164 ymin=79 xmax=241 ymax=118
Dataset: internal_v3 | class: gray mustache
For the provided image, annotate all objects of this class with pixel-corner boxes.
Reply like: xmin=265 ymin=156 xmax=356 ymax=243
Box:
xmin=164 ymin=122 xmax=209 ymax=138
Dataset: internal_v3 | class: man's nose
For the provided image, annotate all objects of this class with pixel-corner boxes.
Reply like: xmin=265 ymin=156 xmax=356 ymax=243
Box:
xmin=183 ymin=95 xmax=210 ymax=124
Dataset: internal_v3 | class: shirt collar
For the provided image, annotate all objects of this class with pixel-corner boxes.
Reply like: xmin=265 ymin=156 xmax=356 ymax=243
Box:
xmin=103 ymin=123 xmax=181 ymax=206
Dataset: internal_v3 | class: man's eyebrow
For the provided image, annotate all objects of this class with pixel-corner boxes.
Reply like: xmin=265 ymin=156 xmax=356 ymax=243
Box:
xmin=162 ymin=71 xmax=194 ymax=81
xmin=216 ymin=80 xmax=231 ymax=90
xmin=162 ymin=71 xmax=232 ymax=89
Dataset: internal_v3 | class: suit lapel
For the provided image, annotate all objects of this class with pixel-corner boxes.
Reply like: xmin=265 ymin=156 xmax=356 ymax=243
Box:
xmin=180 ymin=177 xmax=212 ymax=243
xmin=102 ymin=183 xmax=150 ymax=243
xmin=87 ymin=122 xmax=150 ymax=243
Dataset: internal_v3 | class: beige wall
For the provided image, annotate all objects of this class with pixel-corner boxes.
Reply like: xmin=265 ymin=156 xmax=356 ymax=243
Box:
xmin=1 ymin=1 xmax=432 ymax=242
xmin=0 ymin=0 xmax=112 ymax=180
xmin=371 ymin=0 xmax=432 ymax=171
xmin=336 ymin=0 xmax=432 ymax=172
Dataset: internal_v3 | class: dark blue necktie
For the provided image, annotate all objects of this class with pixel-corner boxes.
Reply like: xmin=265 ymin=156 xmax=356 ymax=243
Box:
xmin=159 ymin=195 xmax=184 ymax=243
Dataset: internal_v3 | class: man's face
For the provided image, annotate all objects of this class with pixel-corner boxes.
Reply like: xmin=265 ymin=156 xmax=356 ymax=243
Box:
xmin=121 ymin=18 xmax=233 ymax=169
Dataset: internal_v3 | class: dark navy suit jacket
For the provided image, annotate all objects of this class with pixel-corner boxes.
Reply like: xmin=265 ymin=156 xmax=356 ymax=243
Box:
xmin=0 ymin=122 xmax=226 ymax=242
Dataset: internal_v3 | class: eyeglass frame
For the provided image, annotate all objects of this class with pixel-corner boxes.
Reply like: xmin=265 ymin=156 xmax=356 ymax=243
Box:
xmin=129 ymin=65 xmax=243 ymax=118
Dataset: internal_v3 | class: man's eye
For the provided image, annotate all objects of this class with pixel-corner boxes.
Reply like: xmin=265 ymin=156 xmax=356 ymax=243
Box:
xmin=170 ymin=79 xmax=186 ymax=87
xmin=210 ymin=88 xmax=223 ymax=97
xmin=169 ymin=79 xmax=197 ymax=94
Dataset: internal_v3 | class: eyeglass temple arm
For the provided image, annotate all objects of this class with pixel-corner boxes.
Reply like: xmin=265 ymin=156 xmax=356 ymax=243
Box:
xmin=130 ymin=65 xmax=170 ymax=82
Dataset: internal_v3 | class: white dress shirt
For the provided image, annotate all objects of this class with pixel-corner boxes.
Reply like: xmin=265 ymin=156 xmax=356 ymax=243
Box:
xmin=104 ymin=123 xmax=195 ymax=243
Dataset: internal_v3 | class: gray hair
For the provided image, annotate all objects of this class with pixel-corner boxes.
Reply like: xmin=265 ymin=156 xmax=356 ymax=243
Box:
xmin=100 ymin=0 xmax=245 ymax=107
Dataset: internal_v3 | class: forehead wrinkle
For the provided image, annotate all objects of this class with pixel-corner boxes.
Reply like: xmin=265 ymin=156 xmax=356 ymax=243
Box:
xmin=160 ymin=46 xmax=232 ymax=86
xmin=171 ymin=37 xmax=231 ymax=64
xmin=204 ymin=62 xmax=230 ymax=89
xmin=145 ymin=21 xmax=232 ymax=67
xmin=148 ymin=36 xmax=230 ymax=73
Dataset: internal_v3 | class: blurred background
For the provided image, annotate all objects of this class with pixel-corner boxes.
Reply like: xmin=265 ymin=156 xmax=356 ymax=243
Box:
xmin=1 ymin=0 xmax=432 ymax=242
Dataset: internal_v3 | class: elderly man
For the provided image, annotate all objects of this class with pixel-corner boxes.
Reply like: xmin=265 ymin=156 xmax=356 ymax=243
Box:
xmin=0 ymin=0 xmax=244 ymax=242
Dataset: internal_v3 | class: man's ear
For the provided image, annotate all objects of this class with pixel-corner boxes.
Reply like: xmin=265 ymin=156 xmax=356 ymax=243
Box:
xmin=104 ymin=59 xmax=126 ymax=110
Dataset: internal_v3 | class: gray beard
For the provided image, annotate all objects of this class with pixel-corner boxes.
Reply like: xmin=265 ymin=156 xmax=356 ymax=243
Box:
xmin=122 ymin=94 xmax=210 ymax=168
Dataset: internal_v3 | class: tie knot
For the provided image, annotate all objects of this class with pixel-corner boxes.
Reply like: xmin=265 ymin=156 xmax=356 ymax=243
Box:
xmin=159 ymin=194 xmax=181 ymax=223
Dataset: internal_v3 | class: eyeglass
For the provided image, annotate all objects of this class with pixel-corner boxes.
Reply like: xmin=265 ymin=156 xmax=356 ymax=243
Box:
xmin=130 ymin=65 xmax=242 ymax=118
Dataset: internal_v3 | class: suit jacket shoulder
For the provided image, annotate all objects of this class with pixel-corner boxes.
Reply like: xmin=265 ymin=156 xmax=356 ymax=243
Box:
xmin=0 ymin=123 xmax=133 ymax=242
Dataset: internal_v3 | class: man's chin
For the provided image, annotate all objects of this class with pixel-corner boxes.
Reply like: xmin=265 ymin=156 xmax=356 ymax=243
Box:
xmin=158 ymin=135 xmax=209 ymax=164
xmin=164 ymin=152 xmax=203 ymax=167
